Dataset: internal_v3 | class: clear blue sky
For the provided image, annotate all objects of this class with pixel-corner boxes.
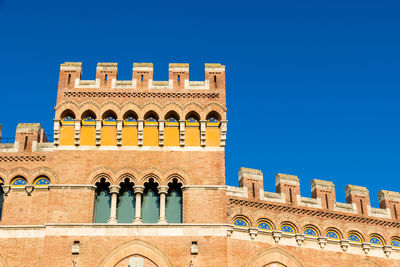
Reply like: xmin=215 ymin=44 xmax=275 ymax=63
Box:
xmin=1 ymin=0 xmax=399 ymax=207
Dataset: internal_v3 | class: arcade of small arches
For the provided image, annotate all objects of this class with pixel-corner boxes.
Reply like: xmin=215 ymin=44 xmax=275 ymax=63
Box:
xmin=55 ymin=109 xmax=226 ymax=147
xmin=232 ymin=216 xmax=400 ymax=248
xmin=93 ymin=175 xmax=184 ymax=224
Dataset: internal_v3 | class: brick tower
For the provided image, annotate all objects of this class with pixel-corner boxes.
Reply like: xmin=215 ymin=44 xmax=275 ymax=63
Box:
xmin=0 ymin=62 xmax=399 ymax=266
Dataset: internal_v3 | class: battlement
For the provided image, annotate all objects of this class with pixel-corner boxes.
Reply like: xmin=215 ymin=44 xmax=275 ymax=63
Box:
xmin=57 ymin=62 xmax=225 ymax=93
xmin=227 ymin=167 xmax=400 ymax=222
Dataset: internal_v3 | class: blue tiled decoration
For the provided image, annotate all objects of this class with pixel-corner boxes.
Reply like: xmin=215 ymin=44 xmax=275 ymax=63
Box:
xmin=146 ymin=117 xmax=157 ymax=122
xmin=326 ymin=231 xmax=339 ymax=240
xmin=348 ymin=234 xmax=362 ymax=243
xmin=233 ymin=218 xmax=248 ymax=228
xmin=63 ymin=116 xmax=74 ymax=121
xmin=281 ymin=225 xmax=295 ymax=233
xmin=104 ymin=116 xmax=116 ymax=122
xmin=167 ymin=117 xmax=178 ymax=123
xmin=11 ymin=178 xmax=27 ymax=187
xmin=257 ymin=222 xmax=272 ymax=230
xmin=303 ymin=228 xmax=317 ymax=237
xmin=369 ymin=237 xmax=382 ymax=245
xmin=34 ymin=177 xmax=50 ymax=186
xmin=391 ymin=239 xmax=400 ymax=247
xmin=125 ymin=116 xmax=137 ymax=122
xmin=83 ymin=116 xmax=95 ymax=122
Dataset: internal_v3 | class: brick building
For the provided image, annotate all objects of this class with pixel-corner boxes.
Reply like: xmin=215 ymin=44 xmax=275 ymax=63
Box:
xmin=0 ymin=62 xmax=399 ymax=266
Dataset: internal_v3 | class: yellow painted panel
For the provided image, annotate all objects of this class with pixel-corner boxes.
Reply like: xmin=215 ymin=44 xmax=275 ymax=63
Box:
xmin=143 ymin=127 xmax=159 ymax=146
xmin=206 ymin=128 xmax=220 ymax=147
xmin=59 ymin=126 xmax=75 ymax=146
xmin=101 ymin=126 xmax=117 ymax=146
xmin=185 ymin=127 xmax=200 ymax=146
xmin=80 ymin=126 xmax=96 ymax=146
xmin=122 ymin=127 xmax=138 ymax=146
xmin=164 ymin=127 xmax=179 ymax=146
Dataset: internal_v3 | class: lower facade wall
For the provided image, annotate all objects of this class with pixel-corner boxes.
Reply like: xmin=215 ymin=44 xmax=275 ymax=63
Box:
xmin=0 ymin=225 xmax=398 ymax=267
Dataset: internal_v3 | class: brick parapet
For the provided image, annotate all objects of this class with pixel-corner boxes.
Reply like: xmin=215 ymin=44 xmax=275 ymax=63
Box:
xmin=229 ymin=167 xmax=399 ymax=222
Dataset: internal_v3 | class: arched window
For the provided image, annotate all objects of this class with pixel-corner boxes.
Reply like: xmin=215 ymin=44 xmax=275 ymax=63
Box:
xmin=94 ymin=178 xmax=111 ymax=223
xmin=391 ymin=238 xmax=400 ymax=248
xmin=10 ymin=177 xmax=27 ymax=187
xmin=80 ymin=111 xmax=96 ymax=146
xmin=33 ymin=176 xmax=50 ymax=187
xmin=348 ymin=232 xmax=363 ymax=243
xmin=166 ymin=178 xmax=182 ymax=223
xmin=257 ymin=220 xmax=273 ymax=231
xmin=233 ymin=217 xmax=249 ymax=228
xmin=369 ymin=235 xmax=384 ymax=246
xmin=59 ymin=110 xmax=76 ymax=146
xmin=164 ymin=112 xmax=180 ymax=147
xmin=101 ymin=111 xmax=117 ymax=146
xmin=143 ymin=112 xmax=159 ymax=146
xmin=0 ymin=179 xmax=4 ymax=221
xmin=325 ymin=229 xmax=340 ymax=240
xmin=185 ymin=112 xmax=200 ymax=146
xmin=206 ymin=112 xmax=221 ymax=147
xmin=122 ymin=111 xmax=138 ymax=146
xmin=142 ymin=178 xmax=160 ymax=223
xmin=280 ymin=224 xmax=296 ymax=234
xmin=117 ymin=178 xmax=135 ymax=223
xmin=303 ymin=227 xmax=318 ymax=237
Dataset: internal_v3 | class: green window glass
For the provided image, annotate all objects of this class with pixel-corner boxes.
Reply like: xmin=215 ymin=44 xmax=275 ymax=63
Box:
xmin=142 ymin=179 xmax=160 ymax=223
xmin=94 ymin=178 xmax=111 ymax=223
xmin=117 ymin=179 xmax=135 ymax=223
xmin=166 ymin=188 xmax=182 ymax=223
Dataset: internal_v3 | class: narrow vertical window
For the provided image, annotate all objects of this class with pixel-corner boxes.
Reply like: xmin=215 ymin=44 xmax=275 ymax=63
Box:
xmin=394 ymin=204 xmax=398 ymax=220
xmin=141 ymin=74 xmax=144 ymax=82
xmin=68 ymin=74 xmax=71 ymax=85
xmin=289 ymin=188 xmax=293 ymax=203
xmin=24 ymin=136 xmax=28 ymax=151
xmin=325 ymin=194 xmax=329 ymax=209
xmin=360 ymin=199 xmax=364 ymax=214
xmin=252 ymin=183 xmax=255 ymax=198
xmin=105 ymin=74 xmax=108 ymax=84
xmin=214 ymin=75 xmax=217 ymax=88
xmin=142 ymin=178 xmax=160 ymax=223
xmin=178 ymin=75 xmax=180 ymax=83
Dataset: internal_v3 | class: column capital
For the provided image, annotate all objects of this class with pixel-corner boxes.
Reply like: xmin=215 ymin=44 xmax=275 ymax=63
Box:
xmin=134 ymin=185 xmax=145 ymax=194
xmin=158 ymin=185 xmax=169 ymax=194
xmin=109 ymin=185 xmax=120 ymax=194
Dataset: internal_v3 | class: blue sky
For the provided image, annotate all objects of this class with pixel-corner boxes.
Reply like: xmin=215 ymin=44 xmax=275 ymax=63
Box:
xmin=1 ymin=0 xmax=399 ymax=206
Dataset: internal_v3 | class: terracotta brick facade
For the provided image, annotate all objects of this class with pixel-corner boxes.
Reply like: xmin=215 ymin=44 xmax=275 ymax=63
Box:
xmin=0 ymin=62 xmax=398 ymax=266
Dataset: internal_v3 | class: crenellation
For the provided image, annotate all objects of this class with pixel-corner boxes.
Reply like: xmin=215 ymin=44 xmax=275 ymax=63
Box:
xmin=346 ymin=185 xmax=371 ymax=216
xmin=275 ymin=173 xmax=300 ymax=205
xmin=379 ymin=190 xmax=400 ymax=221
xmin=311 ymin=179 xmax=336 ymax=210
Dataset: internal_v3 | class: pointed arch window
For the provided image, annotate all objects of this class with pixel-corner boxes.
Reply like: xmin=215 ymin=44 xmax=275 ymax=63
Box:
xmin=94 ymin=178 xmax=111 ymax=223
xmin=117 ymin=178 xmax=135 ymax=223
xmin=166 ymin=178 xmax=182 ymax=223
xmin=141 ymin=178 xmax=160 ymax=223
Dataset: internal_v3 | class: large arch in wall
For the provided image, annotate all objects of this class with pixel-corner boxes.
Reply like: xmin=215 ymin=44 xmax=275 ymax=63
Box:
xmin=246 ymin=247 xmax=304 ymax=267
xmin=98 ymin=239 xmax=173 ymax=267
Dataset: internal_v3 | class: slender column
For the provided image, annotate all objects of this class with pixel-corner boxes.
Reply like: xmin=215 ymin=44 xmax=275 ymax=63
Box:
xmin=158 ymin=120 xmax=165 ymax=147
xmin=74 ymin=119 xmax=81 ymax=146
xmin=116 ymin=119 xmax=123 ymax=146
xmin=200 ymin=120 xmax=207 ymax=147
xmin=107 ymin=185 xmax=120 ymax=224
xmin=179 ymin=120 xmax=186 ymax=146
xmin=95 ymin=119 xmax=102 ymax=146
xmin=220 ymin=120 xmax=228 ymax=147
xmin=53 ymin=119 xmax=61 ymax=146
xmin=132 ymin=185 xmax=144 ymax=224
xmin=137 ymin=120 xmax=144 ymax=146
xmin=158 ymin=185 xmax=169 ymax=224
